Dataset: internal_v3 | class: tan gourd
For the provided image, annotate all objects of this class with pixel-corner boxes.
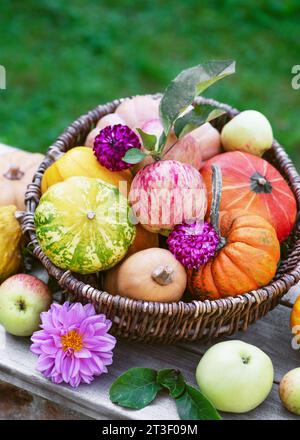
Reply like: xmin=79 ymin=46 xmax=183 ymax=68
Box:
xmin=0 ymin=150 xmax=44 ymax=210
xmin=104 ymin=248 xmax=187 ymax=302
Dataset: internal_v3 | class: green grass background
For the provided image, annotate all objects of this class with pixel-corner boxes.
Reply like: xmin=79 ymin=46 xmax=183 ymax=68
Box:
xmin=0 ymin=0 xmax=299 ymax=169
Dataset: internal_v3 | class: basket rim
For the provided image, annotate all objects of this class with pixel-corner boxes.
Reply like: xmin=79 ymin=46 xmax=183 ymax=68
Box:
xmin=20 ymin=95 xmax=300 ymax=319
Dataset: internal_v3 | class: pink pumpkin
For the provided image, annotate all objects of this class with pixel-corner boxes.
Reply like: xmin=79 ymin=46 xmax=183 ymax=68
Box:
xmin=116 ymin=95 xmax=160 ymax=129
xmin=129 ymin=160 xmax=207 ymax=235
xmin=141 ymin=118 xmax=163 ymax=138
xmin=96 ymin=113 xmax=125 ymax=131
xmin=85 ymin=114 xmax=126 ymax=148
xmin=164 ymin=123 xmax=221 ymax=169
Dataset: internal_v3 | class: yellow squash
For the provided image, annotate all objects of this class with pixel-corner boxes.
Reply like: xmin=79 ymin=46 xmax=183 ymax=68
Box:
xmin=0 ymin=205 xmax=23 ymax=282
xmin=41 ymin=146 xmax=132 ymax=196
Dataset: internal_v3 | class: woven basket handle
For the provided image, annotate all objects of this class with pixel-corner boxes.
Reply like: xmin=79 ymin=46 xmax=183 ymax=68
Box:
xmin=15 ymin=210 xmax=35 ymax=235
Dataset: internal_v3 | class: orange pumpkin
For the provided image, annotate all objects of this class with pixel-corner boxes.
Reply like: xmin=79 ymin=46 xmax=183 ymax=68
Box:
xmin=202 ymin=152 xmax=297 ymax=242
xmin=188 ymin=210 xmax=280 ymax=299
xmin=188 ymin=165 xmax=280 ymax=299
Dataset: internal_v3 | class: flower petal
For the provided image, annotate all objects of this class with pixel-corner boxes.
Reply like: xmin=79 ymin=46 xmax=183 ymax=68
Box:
xmin=83 ymin=303 xmax=96 ymax=317
xmin=37 ymin=355 xmax=55 ymax=372
xmin=74 ymin=348 xmax=92 ymax=359
xmin=61 ymin=355 xmax=73 ymax=383
xmin=40 ymin=340 xmax=59 ymax=355
xmin=55 ymin=348 xmax=65 ymax=372
xmin=78 ymin=359 xmax=94 ymax=375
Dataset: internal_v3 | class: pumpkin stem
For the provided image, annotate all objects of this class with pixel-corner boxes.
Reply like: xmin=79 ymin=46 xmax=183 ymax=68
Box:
xmin=4 ymin=166 xmax=25 ymax=181
xmin=210 ymin=164 xmax=226 ymax=250
xmin=257 ymin=177 xmax=267 ymax=186
xmin=87 ymin=211 xmax=96 ymax=220
xmin=250 ymin=172 xmax=272 ymax=194
xmin=151 ymin=265 xmax=174 ymax=286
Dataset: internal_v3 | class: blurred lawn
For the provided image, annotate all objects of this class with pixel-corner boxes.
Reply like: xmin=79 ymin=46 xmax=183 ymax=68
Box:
xmin=0 ymin=0 xmax=299 ymax=169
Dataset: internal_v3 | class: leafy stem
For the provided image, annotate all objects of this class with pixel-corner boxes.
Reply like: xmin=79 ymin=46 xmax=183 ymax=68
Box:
xmin=123 ymin=60 xmax=235 ymax=165
xmin=109 ymin=367 xmax=221 ymax=420
xmin=210 ymin=164 xmax=226 ymax=250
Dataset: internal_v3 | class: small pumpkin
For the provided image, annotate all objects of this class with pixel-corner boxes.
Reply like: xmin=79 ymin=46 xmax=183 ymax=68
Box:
xmin=41 ymin=146 xmax=132 ymax=195
xmin=0 ymin=150 xmax=44 ymax=210
xmin=188 ymin=166 xmax=280 ymax=299
xmin=127 ymin=224 xmax=159 ymax=257
xmin=115 ymin=95 xmax=160 ymax=130
xmin=291 ymin=294 xmax=300 ymax=331
xmin=35 ymin=176 xmax=136 ymax=274
xmin=0 ymin=205 xmax=23 ymax=282
xmin=85 ymin=114 xmax=125 ymax=148
xmin=104 ymin=248 xmax=187 ymax=302
xmin=202 ymin=151 xmax=297 ymax=242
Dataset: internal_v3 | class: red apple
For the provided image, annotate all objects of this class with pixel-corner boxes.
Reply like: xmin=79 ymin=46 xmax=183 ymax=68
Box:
xmin=129 ymin=159 xmax=207 ymax=235
xmin=0 ymin=274 xmax=52 ymax=337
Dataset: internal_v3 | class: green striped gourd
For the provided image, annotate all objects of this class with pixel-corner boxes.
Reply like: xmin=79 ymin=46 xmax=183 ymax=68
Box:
xmin=34 ymin=176 xmax=136 ymax=274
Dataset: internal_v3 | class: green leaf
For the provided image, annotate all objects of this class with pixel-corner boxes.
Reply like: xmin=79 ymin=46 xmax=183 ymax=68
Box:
xmin=174 ymin=105 xmax=225 ymax=138
xmin=175 ymin=385 xmax=222 ymax=420
xmin=157 ymin=369 xmax=186 ymax=399
xmin=159 ymin=60 xmax=235 ymax=134
xmin=136 ymin=128 xmax=157 ymax=151
xmin=157 ymin=131 xmax=167 ymax=155
xmin=109 ymin=368 xmax=162 ymax=410
xmin=122 ymin=148 xmax=147 ymax=164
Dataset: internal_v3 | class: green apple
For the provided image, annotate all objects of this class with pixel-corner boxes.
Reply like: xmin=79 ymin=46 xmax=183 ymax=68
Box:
xmin=0 ymin=274 xmax=52 ymax=337
xmin=196 ymin=340 xmax=274 ymax=413
xmin=279 ymin=368 xmax=300 ymax=415
xmin=221 ymin=110 xmax=273 ymax=156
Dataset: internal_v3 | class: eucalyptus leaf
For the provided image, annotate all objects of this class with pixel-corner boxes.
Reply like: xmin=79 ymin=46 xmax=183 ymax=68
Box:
xmin=174 ymin=105 xmax=225 ymax=138
xmin=109 ymin=368 xmax=162 ymax=410
xmin=122 ymin=148 xmax=147 ymax=164
xmin=137 ymin=128 xmax=157 ymax=152
xmin=157 ymin=368 xmax=186 ymax=399
xmin=159 ymin=60 xmax=235 ymax=134
xmin=175 ymin=384 xmax=222 ymax=420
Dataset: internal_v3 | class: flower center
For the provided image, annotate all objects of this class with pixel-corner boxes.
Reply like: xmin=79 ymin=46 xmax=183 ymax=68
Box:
xmin=61 ymin=330 xmax=83 ymax=352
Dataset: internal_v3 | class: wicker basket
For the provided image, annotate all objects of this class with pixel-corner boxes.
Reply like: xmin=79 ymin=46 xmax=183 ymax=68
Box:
xmin=19 ymin=96 xmax=300 ymax=343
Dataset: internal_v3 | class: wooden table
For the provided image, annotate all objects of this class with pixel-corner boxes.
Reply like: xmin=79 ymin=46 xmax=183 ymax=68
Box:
xmin=1 ymin=283 xmax=300 ymax=420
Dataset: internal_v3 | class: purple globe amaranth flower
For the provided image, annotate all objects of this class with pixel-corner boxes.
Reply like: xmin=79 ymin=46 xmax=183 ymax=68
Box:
xmin=30 ymin=302 xmax=116 ymax=388
xmin=167 ymin=221 xmax=220 ymax=270
xmin=93 ymin=124 xmax=141 ymax=171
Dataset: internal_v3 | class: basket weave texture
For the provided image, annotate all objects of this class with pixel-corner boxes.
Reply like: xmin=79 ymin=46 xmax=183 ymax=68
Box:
xmin=19 ymin=96 xmax=300 ymax=343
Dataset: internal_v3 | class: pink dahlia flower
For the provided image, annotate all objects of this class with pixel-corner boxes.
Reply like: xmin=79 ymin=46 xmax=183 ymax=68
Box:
xmin=167 ymin=221 xmax=219 ymax=269
xmin=30 ymin=302 xmax=116 ymax=388
xmin=93 ymin=124 xmax=141 ymax=171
